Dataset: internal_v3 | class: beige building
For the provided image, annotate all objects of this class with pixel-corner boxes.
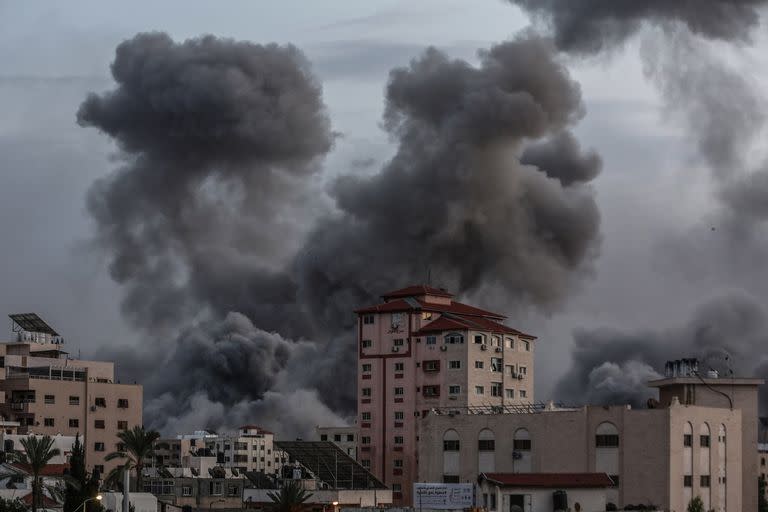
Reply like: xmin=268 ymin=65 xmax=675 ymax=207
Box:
xmin=150 ymin=431 xmax=217 ymax=467
xmin=0 ymin=313 xmax=143 ymax=474
xmin=316 ymin=426 xmax=358 ymax=459
xmin=205 ymin=425 xmax=287 ymax=475
xmin=356 ymin=285 xmax=536 ymax=505
xmin=418 ymin=374 xmax=761 ymax=512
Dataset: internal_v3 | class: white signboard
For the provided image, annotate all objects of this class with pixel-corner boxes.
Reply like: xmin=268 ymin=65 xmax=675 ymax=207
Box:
xmin=414 ymin=483 xmax=474 ymax=509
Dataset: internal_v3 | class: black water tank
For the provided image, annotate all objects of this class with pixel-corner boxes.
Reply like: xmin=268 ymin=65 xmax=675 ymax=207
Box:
xmin=553 ymin=490 xmax=568 ymax=512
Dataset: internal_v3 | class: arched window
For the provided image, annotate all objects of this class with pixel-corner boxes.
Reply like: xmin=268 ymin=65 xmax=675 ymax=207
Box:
xmin=478 ymin=429 xmax=496 ymax=472
xmin=513 ymin=428 xmax=531 ymax=451
xmin=700 ymin=423 xmax=711 ymax=510
xmin=506 ymin=337 xmax=515 ymax=349
xmin=478 ymin=429 xmax=495 ymax=451
xmin=444 ymin=333 xmax=464 ymax=345
xmin=683 ymin=422 xmax=693 ymax=507
xmin=513 ymin=428 xmax=531 ymax=472
xmin=443 ymin=429 xmax=460 ymax=451
xmin=443 ymin=429 xmax=460 ymax=478
xmin=595 ymin=422 xmax=619 ymax=447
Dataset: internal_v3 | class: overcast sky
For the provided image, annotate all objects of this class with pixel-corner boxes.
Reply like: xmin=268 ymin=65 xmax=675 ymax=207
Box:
xmin=2 ymin=1 xmax=767 ymax=404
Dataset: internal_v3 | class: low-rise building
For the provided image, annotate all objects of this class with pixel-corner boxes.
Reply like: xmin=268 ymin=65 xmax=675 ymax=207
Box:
xmin=206 ymin=426 xmax=286 ymax=475
xmin=315 ymin=426 xmax=357 ymax=459
xmin=143 ymin=465 xmax=247 ymax=510
xmin=478 ymin=473 xmax=614 ymax=512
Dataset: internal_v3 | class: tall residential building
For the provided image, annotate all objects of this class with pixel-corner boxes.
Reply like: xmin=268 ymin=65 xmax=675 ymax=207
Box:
xmin=0 ymin=314 xmax=143 ymax=474
xmin=205 ymin=425 xmax=287 ymax=475
xmin=355 ymin=285 xmax=536 ymax=505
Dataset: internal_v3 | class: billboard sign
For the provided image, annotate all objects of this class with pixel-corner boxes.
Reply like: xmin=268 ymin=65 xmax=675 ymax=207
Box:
xmin=413 ymin=483 xmax=474 ymax=509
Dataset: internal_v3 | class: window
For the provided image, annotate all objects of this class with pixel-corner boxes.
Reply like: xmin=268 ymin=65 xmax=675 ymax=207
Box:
xmin=519 ymin=390 xmax=527 ymax=398
xmin=392 ymin=483 xmax=402 ymax=492
xmin=683 ymin=475 xmax=692 ymax=487
xmin=394 ymin=338 xmax=404 ymax=347
xmin=700 ymin=435 xmax=711 ymax=447
xmin=234 ymin=454 xmax=248 ymax=463
xmin=443 ymin=439 xmax=460 ymax=451
xmin=596 ymin=435 xmax=619 ymax=447
xmin=513 ymin=439 xmax=531 ymax=450
xmin=491 ymin=358 xmax=503 ymax=372
xmin=475 ymin=386 xmax=484 ymax=395
xmin=423 ymin=360 xmax=440 ymax=372
xmin=394 ymin=411 xmax=404 ymax=420
xmin=94 ymin=465 xmax=104 ymax=475
xmin=95 ymin=397 xmax=106 ymax=407
xmin=363 ymin=314 xmax=375 ymax=325
xmin=210 ymin=482 xmax=223 ymax=496
xmin=422 ymin=311 xmax=433 ymax=320
xmin=44 ymin=395 xmax=55 ymax=404
xmin=182 ymin=486 xmax=192 ymax=497
xmin=227 ymin=484 xmax=239 ymax=496
xmin=490 ymin=382 xmax=502 ymax=397
xmin=443 ymin=475 xmax=460 ymax=483
xmin=394 ymin=459 xmax=403 ymax=468
xmin=347 ymin=434 xmax=354 ymax=442
xmin=361 ymin=412 xmax=371 ymax=421
xmin=505 ymin=389 xmax=514 ymax=399
xmin=69 ymin=396 xmax=80 ymax=405
xmin=394 ymin=387 xmax=404 ymax=395
xmin=478 ymin=439 xmax=495 ymax=451
xmin=391 ymin=313 xmax=404 ymax=328
xmin=444 ymin=333 xmax=464 ymax=344
xmin=518 ymin=366 xmax=527 ymax=375
xmin=426 ymin=335 xmax=437 ymax=345
xmin=449 ymin=385 xmax=461 ymax=395
xmin=69 ymin=419 xmax=79 ymax=428
xmin=118 ymin=420 xmax=128 ymax=430
xmin=506 ymin=337 xmax=514 ymax=349
xmin=506 ymin=365 xmax=515 ymax=376
xmin=361 ymin=339 xmax=372 ymax=348
xmin=423 ymin=385 xmax=440 ymax=397
xmin=700 ymin=475 xmax=711 ymax=487
xmin=762 ymin=457 xmax=766 ymax=467
xmin=394 ymin=362 xmax=405 ymax=371
xmin=491 ymin=336 xmax=500 ymax=347
xmin=475 ymin=361 xmax=484 ymax=369
xmin=117 ymin=443 xmax=125 ymax=452
xmin=361 ymin=460 xmax=371 ymax=469
xmin=394 ymin=436 xmax=404 ymax=445
xmin=362 ymin=364 xmax=372 ymax=372
xmin=361 ymin=436 xmax=371 ymax=445
xmin=474 ymin=334 xmax=485 ymax=344
xmin=490 ymin=494 xmax=497 ymax=510
xmin=44 ymin=418 xmax=54 ymax=427
xmin=449 ymin=360 xmax=461 ymax=369
xmin=94 ymin=442 xmax=105 ymax=452
xmin=684 ymin=434 xmax=692 ymax=447
xmin=95 ymin=420 xmax=105 ymax=429
xmin=334 ymin=434 xmax=342 ymax=442
xmin=524 ymin=340 xmax=530 ymax=351
xmin=362 ymin=387 xmax=372 ymax=397
xmin=117 ymin=399 xmax=129 ymax=408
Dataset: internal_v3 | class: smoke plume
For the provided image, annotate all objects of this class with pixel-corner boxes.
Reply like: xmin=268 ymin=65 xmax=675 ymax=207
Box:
xmin=81 ymin=31 xmax=602 ymax=436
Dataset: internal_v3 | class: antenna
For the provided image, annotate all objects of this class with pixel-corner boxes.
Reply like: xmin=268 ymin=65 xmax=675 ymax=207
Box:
xmin=426 ymin=266 xmax=432 ymax=286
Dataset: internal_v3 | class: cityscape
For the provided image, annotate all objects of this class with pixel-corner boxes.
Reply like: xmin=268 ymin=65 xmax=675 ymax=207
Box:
xmin=3 ymin=2 xmax=768 ymax=512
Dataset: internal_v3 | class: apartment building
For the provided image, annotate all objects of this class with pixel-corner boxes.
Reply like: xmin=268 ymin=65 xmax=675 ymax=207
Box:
xmin=151 ymin=431 xmax=217 ymax=467
xmin=316 ymin=426 xmax=357 ymax=459
xmin=418 ymin=368 xmax=762 ymax=512
xmin=355 ymin=285 xmax=536 ymax=505
xmin=0 ymin=314 xmax=143 ymax=474
xmin=205 ymin=425 xmax=286 ymax=475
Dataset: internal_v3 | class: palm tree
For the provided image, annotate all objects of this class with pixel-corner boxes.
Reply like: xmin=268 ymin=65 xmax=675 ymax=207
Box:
xmin=267 ymin=480 xmax=311 ymax=512
xmin=104 ymin=426 xmax=160 ymax=492
xmin=12 ymin=435 xmax=64 ymax=512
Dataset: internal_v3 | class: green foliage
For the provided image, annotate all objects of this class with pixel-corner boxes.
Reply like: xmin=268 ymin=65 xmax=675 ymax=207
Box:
xmin=0 ymin=497 xmax=27 ymax=512
xmin=267 ymin=480 xmax=311 ymax=512
xmin=104 ymin=426 xmax=160 ymax=492
xmin=64 ymin=435 xmax=102 ymax=512
xmin=13 ymin=435 xmax=63 ymax=512
xmin=687 ymin=496 xmax=704 ymax=512
xmin=760 ymin=476 xmax=768 ymax=512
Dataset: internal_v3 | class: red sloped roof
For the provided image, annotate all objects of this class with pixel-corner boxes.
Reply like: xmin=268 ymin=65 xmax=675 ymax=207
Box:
xmin=482 ymin=473 xmax=613 ymax=488
xmin=20 ymin=492 xmax=61 ymax=507
xmin=11 ymin=463 xmax=69 ymax=476
xmin=413 ymin=317 xmax=470 ymax=333
xmin=417 ymin=299 xmax=505 ymax=319
xmin=414 ymin=314 xmax=536 ymax=339
xmin=381 ymin=285 xmax=454 ymax=299
xmin=354 ymin=299 xmax=414 ymax=314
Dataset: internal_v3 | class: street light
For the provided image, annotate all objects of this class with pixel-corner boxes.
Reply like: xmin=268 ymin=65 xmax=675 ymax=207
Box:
xmin=75 ymin=495 xmax=103 ymax=512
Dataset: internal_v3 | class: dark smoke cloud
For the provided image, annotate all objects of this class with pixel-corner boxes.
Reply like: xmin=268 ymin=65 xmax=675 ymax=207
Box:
xmin=82 ymin=32 xmax=602 ymax=435
xmin=557 ymin=292 xmax=768 ymax=408
xmin=510 ymin=0 xmax=768 ymax=54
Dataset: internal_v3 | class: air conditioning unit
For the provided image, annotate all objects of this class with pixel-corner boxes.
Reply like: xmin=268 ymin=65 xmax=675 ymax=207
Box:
xmin=494 ymin=347 xmax=502 ymax=353
xmin=439 ymin=346 xmax=448 ymax=352
xmin=480 ymin=345 xmax=488 ymax=351
xmin=392 ymin=346 xmax=400 ymax=352
xmin=517 ymin=374 xmax=524 ymax=380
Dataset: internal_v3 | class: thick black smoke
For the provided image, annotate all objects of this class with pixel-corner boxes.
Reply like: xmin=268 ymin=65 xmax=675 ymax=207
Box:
xmin=81 ymin=31 xmax=602 ymax=436
xmin=511 ymin=0 xmax=768 ymax=404
xmin=557 ymin=292 xmax=768 ymax=408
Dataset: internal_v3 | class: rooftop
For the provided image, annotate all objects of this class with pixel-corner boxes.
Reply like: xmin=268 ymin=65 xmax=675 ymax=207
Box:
xmin=648 ymin=377 xmax=765 ymax=387
xmin=481 ymin=472 xmax=614 ymax=488
xmin=9 ymin=313 xmax=59 ymax=336
xmin=381 ymin=285 xmax=454 ymax=299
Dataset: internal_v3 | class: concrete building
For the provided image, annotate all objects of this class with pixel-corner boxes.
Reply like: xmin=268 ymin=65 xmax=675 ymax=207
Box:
xmin=355 ymin=285 xmax=536 ymax=504
xmin=418 ymin=372 xmax=762 ymax=512
xmin=205 ymin=425 xmax=287 ymax=475
xmin=0 ymin=432 xmax=76 ymax=464
xmin=478 ymin=473 xmax=613 ymax=512
xmin=0 ymin=313 xmax=143 ymax=474
xmin=316 ymin=426 xmax=357 ymax=459
xmin=150 ymin=430 xmax=217 ymax=467
xmin=142 ymin=465 xmax=247 ymax=511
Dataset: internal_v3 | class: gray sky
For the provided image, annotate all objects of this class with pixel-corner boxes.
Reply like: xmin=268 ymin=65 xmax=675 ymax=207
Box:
xmin=1 ymin=1 xmax=766 ymax=405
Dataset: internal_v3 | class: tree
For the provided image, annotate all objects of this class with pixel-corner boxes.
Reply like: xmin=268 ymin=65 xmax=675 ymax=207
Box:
xmin=760 ymin=476 xmax=768 ymax=512
xmin=0 ymin=497 xmax=27 ymax=512
xmin=104 ymin=426 xmax=160 ymax=492
xmin=64 ymin=435 xmax=102 ymax=512
xmin=267 ymin=480 xmax=311 ymax=512
xmin=12 ymin=435 xmax=66 ymax=512
xmin=687 ymin=496 xmax=704 ymax=512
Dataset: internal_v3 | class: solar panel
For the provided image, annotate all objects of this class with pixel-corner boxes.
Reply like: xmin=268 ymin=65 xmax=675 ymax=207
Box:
xmin=275 ymin=441 xmax=386 ymax=490
xmin=9 ymin=313 xmax=59 ymax=336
